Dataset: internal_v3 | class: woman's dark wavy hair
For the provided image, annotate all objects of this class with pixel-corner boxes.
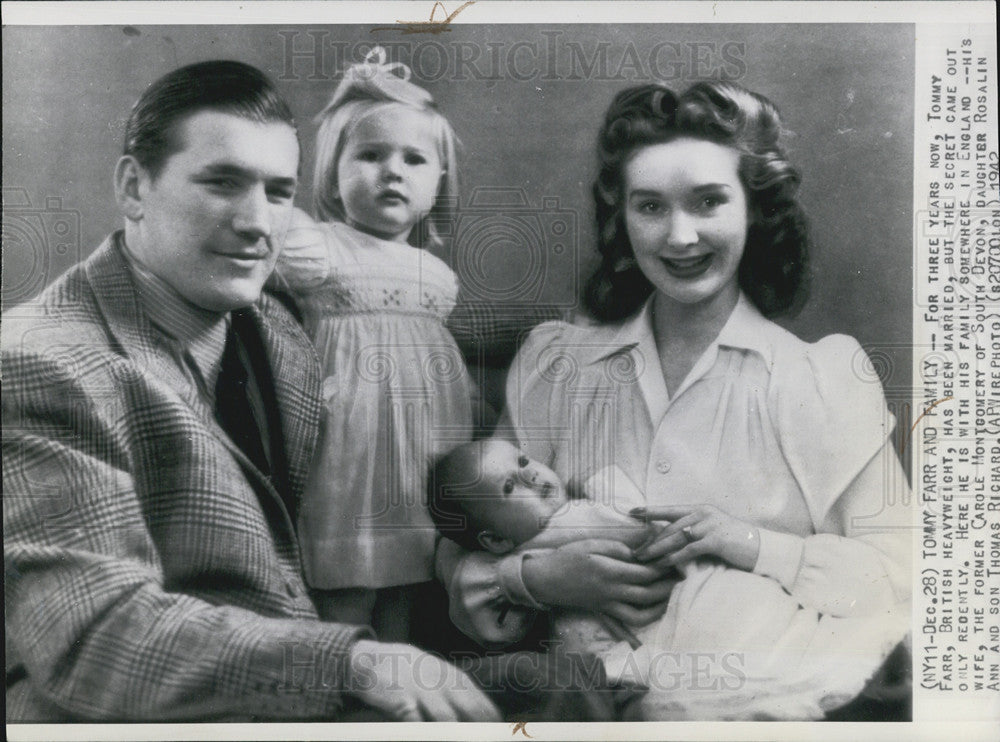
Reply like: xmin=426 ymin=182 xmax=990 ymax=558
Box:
xmin=583 ymin=81 xmax=810 ymax=321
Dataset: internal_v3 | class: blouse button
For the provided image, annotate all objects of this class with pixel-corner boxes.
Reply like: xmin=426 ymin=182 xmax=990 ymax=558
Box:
xmin=656 ymin=460 xmax=672 ymax=474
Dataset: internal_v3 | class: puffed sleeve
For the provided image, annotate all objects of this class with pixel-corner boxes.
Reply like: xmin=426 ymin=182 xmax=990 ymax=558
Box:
xmin=269 ymin=207 xmax=335 ymax=294
xmin=502 ymin=321 xmax=572 ymax=464
xmin=760 ymin=334 xmax=911 ymax=616
xmin=435 ymin=540 xmax=540 ymax=648
xmin=435 ymin=322 xmax=571 ymax=646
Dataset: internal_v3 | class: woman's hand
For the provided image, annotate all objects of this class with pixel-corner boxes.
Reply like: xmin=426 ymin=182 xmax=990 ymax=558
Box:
xmin=521 ymin=539 xmax=677 ymax=626
xmin=630 ymin=505 xmax=761 ymax=572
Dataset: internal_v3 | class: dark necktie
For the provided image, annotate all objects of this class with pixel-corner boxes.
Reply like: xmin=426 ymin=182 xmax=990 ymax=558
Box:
xmin=216 ymin=310 xmax=295 ymax=524
xmin=215 ymin=319 xmax=271 ymax=478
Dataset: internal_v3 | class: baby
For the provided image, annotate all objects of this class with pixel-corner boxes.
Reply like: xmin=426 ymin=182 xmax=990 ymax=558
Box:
xmin=429 ymin=438 xmax=652 ymax=555
xmin=429 ymin=438 xmax=661 ymax=657
xmin=430 ymin=439 xmax=908 ymax=720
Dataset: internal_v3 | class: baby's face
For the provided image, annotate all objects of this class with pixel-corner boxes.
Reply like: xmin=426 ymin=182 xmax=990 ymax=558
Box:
xmin=466 ymin=439 xmax=569 ymax=546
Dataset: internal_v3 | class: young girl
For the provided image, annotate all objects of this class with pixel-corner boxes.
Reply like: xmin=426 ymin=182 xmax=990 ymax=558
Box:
xmin=271 ymin=47 xmax=472 ymax=639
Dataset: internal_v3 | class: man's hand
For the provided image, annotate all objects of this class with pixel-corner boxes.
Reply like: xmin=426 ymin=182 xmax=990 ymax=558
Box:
xmin=346 ymin=640 xmax=501 ymax=721
xmin=521 ymin=539 xmax=676 ymax=626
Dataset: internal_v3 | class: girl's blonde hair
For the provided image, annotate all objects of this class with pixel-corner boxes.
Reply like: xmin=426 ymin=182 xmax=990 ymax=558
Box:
xmin=312 ymin=47 xmax=459 ymax=248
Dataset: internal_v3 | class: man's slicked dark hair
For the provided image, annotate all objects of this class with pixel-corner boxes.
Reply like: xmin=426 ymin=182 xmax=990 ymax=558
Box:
xmin=123 ymin=60 xmax=297 ymax=177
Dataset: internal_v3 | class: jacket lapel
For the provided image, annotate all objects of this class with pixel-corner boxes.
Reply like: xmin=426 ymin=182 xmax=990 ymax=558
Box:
xmin=84 ymin=235 xmax=208 ymax=417
xmin=85 ymin=234 xmax=321 ymax=540
xmin=247 ymin=295 xmax=322 ymax=508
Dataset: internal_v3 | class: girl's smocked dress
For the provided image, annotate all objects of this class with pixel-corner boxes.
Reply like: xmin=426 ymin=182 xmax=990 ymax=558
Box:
xmin=274 ymin=218 xmax=472 ymax=593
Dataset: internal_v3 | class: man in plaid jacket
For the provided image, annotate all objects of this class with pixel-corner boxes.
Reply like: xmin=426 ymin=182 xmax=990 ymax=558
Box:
xmin=2 ymin=60 xmax=500 ymax=723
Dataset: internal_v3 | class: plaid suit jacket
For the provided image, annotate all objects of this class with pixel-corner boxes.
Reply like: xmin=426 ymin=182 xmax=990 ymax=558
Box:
xmin=3 ymin=235 xmax=371 ymax=721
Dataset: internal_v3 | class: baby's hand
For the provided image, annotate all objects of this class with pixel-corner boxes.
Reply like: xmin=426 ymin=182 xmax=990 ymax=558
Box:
xmin=629 ymin=504 xmax=760 ymax=572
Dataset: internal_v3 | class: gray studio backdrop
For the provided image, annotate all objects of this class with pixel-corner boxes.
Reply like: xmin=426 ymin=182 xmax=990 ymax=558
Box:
xmin=2 ymin=24 xmax=914 ymax=444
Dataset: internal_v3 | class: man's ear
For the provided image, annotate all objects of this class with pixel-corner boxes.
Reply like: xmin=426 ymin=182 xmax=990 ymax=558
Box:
xmin=477 ymin=530 xmax=514 ymax=555
xmin=114 ymin=155 xmax=146 ymax=222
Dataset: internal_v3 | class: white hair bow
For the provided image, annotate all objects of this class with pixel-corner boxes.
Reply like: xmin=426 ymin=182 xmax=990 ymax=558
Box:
xmin=348 ymin=46 xmax=413 ymax=84
xmin=315 ymin=44 xmax=432 ymax=121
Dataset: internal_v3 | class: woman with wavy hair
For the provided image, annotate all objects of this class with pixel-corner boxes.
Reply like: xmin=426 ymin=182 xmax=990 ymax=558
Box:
xmin=437 ymin=81 xmax=911 ymax=719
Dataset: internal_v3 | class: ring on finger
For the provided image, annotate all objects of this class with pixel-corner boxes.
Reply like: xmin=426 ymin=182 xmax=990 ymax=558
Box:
xmin=681 ymin=525 xmax=696 ymax=543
